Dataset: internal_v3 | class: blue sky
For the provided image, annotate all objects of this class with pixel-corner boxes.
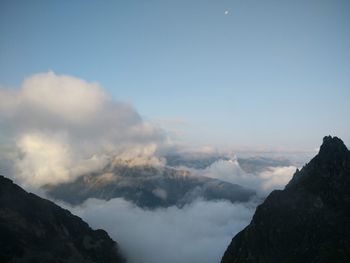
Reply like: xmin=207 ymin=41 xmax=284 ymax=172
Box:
xmin=1 ymin=0 xmax=349 ymax=150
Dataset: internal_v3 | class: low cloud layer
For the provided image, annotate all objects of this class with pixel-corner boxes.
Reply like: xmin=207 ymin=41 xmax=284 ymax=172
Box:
xmin=65 ymin=159 xmax=295 ymax=263
xmin=195 ymin=158 xmax=297 ymax=195
xmin=68 ymin=198 xmax=256 ymax=263
xmin=59 ymin=157 xmax=296 ymax=263
xmin=0 ymin=72 xmax=303 ymax=263
xmin=0 ymin=72 xmax=168 ymax=187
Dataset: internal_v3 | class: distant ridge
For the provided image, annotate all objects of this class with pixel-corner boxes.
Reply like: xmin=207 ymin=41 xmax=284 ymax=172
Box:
xmin=221 ymin=136 xmax=350 ymax=263
xmin=0 ymin=175 xmax=125 ymax=263
xmin=45 ymin=165 xmax=255 ymax=209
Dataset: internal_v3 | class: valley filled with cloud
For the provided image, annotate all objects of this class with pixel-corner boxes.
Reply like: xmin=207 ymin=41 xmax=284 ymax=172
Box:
xmin=0 ymin=72 xmax=303 ymax=263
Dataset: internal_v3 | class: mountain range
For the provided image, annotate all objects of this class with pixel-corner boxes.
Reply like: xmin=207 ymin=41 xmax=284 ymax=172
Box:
xmin=1 ymin=135 xmax=349 ymax=262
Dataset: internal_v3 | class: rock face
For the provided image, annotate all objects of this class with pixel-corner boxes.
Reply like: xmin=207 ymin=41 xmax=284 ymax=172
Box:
xmin=221 ymin=136 xmax=350 ymax=263
xmin=0 ymin=175 xmax=125 ymax=263
xmin=46 ymin=165 xmax=255 ymax=209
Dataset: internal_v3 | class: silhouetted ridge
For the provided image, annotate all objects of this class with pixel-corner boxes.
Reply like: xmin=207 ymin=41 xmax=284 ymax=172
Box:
xmin=0 ymin=175 xmax=125 ymax=263
xmin=221 ymin=136 xmax=350 ymax=263
xmin=319 ymin=135 xmax=348 ymax=156
xmin=286 ymin=136 xmax=350 ymax=196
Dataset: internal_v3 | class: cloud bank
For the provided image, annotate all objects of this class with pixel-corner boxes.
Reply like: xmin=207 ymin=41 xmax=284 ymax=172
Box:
xmin=68 ymin=198 xmax=256 ymax=263
xmin=0 ymin=72 xmax=168 ymax=187
xmin=59 ymin=156 xmax=296 ymax=263
xmin=0 ymin=72 xmax=301 ymax=263
xmin=195 ymin=158 xmax=297 ymax=195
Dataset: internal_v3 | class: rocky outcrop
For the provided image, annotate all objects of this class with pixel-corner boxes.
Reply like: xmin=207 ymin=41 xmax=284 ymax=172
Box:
xmin=221 ymin=136 xmax=350 ymax=263
xmin=0 ymin=175 xmax=125 ymax=263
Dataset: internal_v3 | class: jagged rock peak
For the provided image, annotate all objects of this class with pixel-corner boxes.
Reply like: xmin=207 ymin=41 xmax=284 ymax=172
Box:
xmin=318 ymin=135 xmax=348 ymax=157
xmin=221 ymin=136 xmax=350 ymax=263
xmin=286 ymin=136 xmax=349 ymax=189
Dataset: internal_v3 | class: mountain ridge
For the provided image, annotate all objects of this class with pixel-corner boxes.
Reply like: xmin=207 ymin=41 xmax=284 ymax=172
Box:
xmin=45 ymin=164 xmax=255 ymax=208
xmin=221 ymin=136 xmax=350 ymax=263
xmin=0 ymin=175 xmax=125 ymax=263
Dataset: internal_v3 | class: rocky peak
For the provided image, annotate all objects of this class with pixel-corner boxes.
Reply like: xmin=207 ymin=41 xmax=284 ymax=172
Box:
xmin=286 ymin=136 xmax=350 ymax=191
xmin=317 ymin=135 xmax=349 ymax=162
xmin=221 ymin=136 xmax=350 ymax=263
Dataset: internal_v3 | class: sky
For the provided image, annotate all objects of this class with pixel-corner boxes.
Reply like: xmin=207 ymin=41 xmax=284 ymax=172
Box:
xmin=1 ymin=0 xmax=349 ymax=151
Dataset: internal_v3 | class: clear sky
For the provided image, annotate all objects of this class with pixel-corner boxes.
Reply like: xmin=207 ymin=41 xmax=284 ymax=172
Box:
xmin=1 ymin=0 xmax=349 ymax=150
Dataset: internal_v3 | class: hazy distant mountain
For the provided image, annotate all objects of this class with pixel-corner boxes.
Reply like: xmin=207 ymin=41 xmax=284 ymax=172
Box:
xmin=165 ymin=153 xmax=229 ymax=169
xmin=0 ymin=175 xmax=125 ymax=263
xmin=46 ymin=164 xmax=255 ymax=208
xmin=165 ymin=152 xmax=293 ymax=174
xmin=237 ymin=157 xmax=292 ymax=174
xmin=221 ymin=136 xmax=350 ymax=263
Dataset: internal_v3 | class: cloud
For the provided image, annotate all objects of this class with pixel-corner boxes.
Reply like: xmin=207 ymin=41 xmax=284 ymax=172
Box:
xmin=67 ymin=198 xmax=256 ymax=263
xmin=259 ymin=166 xmax=296 ymax=190
xmin=0 ymin=72 xmax=168 ymax=187
xmin=14 ymin=132 xmax=111 ymax=187
xmin=196 ymin=157 xmax=297 ymax=195
xmin=0 ymin=72 xmax=299 ymax=263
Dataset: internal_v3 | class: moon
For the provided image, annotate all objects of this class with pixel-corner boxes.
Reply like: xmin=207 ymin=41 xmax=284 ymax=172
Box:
xmin=224 ymin=10 xmax=229 ymax=15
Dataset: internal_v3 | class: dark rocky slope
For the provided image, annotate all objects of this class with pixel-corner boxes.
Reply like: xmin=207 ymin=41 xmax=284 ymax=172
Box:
xmin=221 ymin=136 xmax=350 ymax=263
xmin=0 ymin=175 xmax=125 ymax=263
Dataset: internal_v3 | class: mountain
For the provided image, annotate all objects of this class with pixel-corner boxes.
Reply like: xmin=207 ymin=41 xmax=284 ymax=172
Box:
xmin=237 ymin=157 xmax=292 ymax=174
xmin=0 ymin=175 xmax=125 ymax=263
xmin=221 ymin=136 xmax=350 ymax=263
xmin=165 ymin=153 xmax=229 ymax=169
xmin=45 ymin=164 xmax=255 ymax=209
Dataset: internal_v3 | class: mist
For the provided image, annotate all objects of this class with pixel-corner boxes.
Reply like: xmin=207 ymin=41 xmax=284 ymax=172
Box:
xmin=67 ymin=198 xmax=257 ymax=263
xmin=54 ymin=154 xmax=297 ymax=263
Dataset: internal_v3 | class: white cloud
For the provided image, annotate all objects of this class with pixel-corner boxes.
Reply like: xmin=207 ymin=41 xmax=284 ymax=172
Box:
xmin=197 ymin=158 xmax=297 ymax=195
xmin=14 ymin=132 xmax=111 ymax=187
xmin=198 ymin=158 xmax=249 ymax=184
xmin=0 ymin=72 xmax=168 ymax=187
xmin=259 ymin=166 xmax=296 ymax=190
xmin=67 ymin=198 xmax=256 ymax=263
xmin=15 ymin=133 xmax=72 ymax=186
xmin=20 ymin=71 xmax=107 ymax=124
xmin=152 ymin=188 xmax=168 ymax=200
xmin=0 ymin=72 xmax=106 ymax=125
xmin=0 ymin=72 xmax=304 ymax=263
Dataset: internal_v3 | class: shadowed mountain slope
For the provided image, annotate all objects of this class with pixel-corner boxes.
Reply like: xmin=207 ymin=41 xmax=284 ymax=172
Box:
xmin=221 ymin=136 xmax=350 ymax=263
xmin=0 ymin=175 xmax=125 ymax=263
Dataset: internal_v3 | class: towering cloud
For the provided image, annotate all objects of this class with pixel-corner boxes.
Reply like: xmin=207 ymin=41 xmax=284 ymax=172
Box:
xmin=0 ymin=72 xmax=167 ymax=187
